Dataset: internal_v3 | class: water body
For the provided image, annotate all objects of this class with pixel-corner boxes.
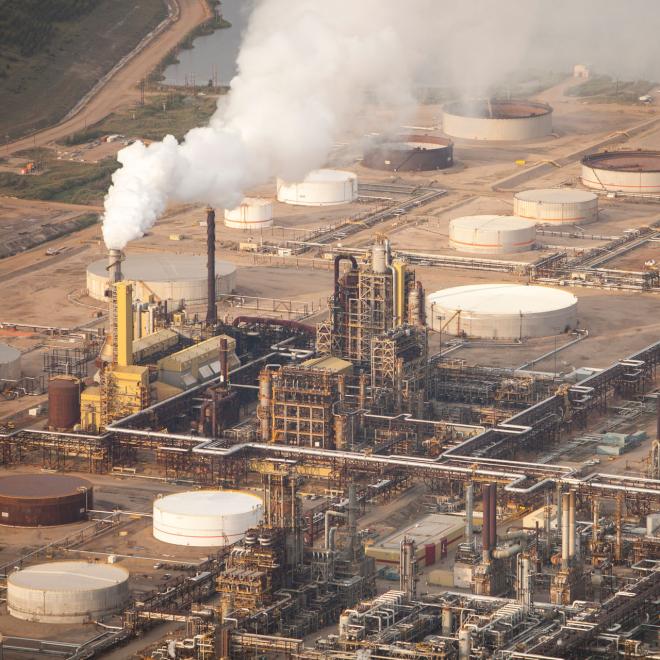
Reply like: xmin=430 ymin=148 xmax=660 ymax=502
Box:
xmin=163 ymin=0 xmax=252 ymax=87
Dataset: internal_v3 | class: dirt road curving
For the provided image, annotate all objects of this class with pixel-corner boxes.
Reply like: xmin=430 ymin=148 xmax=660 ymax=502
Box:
xmin=5 ymin=0 xmax=211 ymax=155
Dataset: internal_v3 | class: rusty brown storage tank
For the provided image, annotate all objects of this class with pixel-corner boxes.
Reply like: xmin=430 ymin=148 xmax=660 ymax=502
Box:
xmin=48 ymin=376 xmax=81 ymax=430
xmin=0 ymin=474 xmax=92 ymax=526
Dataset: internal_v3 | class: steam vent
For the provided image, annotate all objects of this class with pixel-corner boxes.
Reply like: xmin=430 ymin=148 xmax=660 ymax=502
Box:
xmin=442 ymin=99 xmax=553 ymax=141
xmin=362 ymin=134 xmax=454 ymax=171
xmin=0 ymin=474 xmax=92 ymax=526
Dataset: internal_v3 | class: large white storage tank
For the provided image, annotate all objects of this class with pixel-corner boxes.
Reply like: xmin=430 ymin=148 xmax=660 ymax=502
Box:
xmin=0 ymin=342 xmax=21 ymax=381
xmin=581 ymin=150 xmax=660 ymax=194
xmin=277 ymin=169 xmax=358 ymax=206
xmin=442 ymin=99 xmax=553 ymax=141
xmin=224 ymin=198 xmax=274 ymax=229
xmin=449 ymin=215 xmax=536 ymax=254
xmin=153 ymin=490 xmax=263 ymax=547
xmin=426 ymin=284 xmax=577 ymax=339
xmin=514 ymin=189 xmax=598 ymax=224
xmin=8 ymin=561 xmax=129 ymax=623
xmin=86 ymin=254 xmax=236 ymax=310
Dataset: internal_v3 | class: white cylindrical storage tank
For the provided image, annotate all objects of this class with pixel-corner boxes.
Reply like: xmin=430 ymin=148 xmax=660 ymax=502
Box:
xmin=153 ymin=490 xmax=263 ymax=547
xmin=224 ymin=198 xmax=273 ymax=229
xmin=0 ymin=343 xmax=21 ymax=381
xmin=514 ymin=189 xmax=598 ymax=224
xmin=8 ymin=561 xmax=129 ymax=623
xmin=581 ymin=150 xmax=660 ymax=194
xmin=277 ymin=169 xmax=358 ymax=206
xmin=442 ymin=99 xmax=553 ymax=141
xmin=86 ymin=254 xmax=237 ymax=310
xmin=426 ymin=284 xmax=577 ymax=339
xmin=449 ymin=215 xmax=536 ymax=254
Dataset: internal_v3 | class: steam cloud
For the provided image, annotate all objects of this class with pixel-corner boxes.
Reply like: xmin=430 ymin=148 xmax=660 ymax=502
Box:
xmin=103 ymin=0 xmax=660 ymax=249
xmin=102 ymin=0 xmax=438 ymax=249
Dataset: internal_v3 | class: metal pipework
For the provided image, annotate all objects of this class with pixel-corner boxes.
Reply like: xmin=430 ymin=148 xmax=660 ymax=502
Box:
xmin=206 ymin=207 xmax=217 ymax=325
xmin=325 ymin=509 xmax=346 ymax=549
xmin=568 ymin=490 xmax=576 ymax=559
xmin=561 ymin=492 xmax=570 ymax=569
xmin=219 ymin=337 xmax=229 ymax=386
xmin=465 ymin=482 xmax=474 ymax=547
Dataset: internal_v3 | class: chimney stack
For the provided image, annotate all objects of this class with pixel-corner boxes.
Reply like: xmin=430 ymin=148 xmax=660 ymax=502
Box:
xmin=206 ymin=207 xmax=217 ymax=325
xmin=108 ymin=248 xmax=123 ymax=284
xmin=489 ymin=483 xmax=497 ymax=550
xmin=482 ymin=484 xmax=491 ymax=561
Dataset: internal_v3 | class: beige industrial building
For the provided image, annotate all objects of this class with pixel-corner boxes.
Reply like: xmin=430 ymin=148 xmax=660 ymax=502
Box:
xmin=366 ymin=513 xmax=464 ymax=566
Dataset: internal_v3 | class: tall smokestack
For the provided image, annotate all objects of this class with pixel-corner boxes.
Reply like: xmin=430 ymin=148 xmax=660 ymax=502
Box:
xmin=482 ymin=484 xmax=491 ymax=560
xmin=108 ymin=248 xmax=123 ymax=284
xmin=489 ymin=483 xmax=497 ymax=551
xmin=206 ymin=207 xmax=217 ymax=325
xmin=561 ymin=492 xmax=570 ymax=569
xmin=568 ymin=490 xmax=576 ymax=560
xmin=465 ymin=482 xmax=474 ymax=548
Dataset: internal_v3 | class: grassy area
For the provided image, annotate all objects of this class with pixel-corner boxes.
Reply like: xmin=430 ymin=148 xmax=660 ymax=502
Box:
xmin=0 ymin=0 xmax=167 ymax=139
xmin=91 ymin=93 xmax=219 ymax=141
xmin=566 ymin=76 xmax=655 ymax=104
xmin=0 ymin=157 xmax=118 ymax=205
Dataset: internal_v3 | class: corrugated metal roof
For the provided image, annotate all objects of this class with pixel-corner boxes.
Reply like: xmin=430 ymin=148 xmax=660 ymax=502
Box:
xmin=133 ymin=328 xmax=179 ymax=353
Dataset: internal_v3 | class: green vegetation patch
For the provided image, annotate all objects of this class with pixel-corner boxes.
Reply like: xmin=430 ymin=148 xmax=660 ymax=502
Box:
xmin=566 ymin=75 xmax=655 ymax=104
xmin=0 ymin=158 xmax=118 ymax=205
xmin=92 ymin=93 xmax=219 ymax=142
xmin=0 ymin=0 xmax=167 ymax=139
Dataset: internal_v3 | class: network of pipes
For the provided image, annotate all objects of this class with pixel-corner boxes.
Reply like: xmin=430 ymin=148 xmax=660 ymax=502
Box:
xmin=2 ymin=2 xmax=660 ymax=660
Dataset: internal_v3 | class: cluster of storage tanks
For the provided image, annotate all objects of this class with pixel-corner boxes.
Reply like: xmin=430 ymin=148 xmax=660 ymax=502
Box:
xmin=1 ymin=479 xmax=263 ymax=624
xmin=447 ymin=188 xmax=599 ymax=256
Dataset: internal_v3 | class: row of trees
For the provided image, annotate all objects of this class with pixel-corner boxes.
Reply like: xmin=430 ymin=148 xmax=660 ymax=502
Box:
xmin=0 ymin=0 xmax=97 ymax=56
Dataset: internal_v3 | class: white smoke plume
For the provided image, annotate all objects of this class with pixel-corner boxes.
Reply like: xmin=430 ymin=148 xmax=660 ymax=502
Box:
xmin=102 ymin=0 xmax=437 ymax=249
xmin=103 ymin=0 xmax=660 ymax=249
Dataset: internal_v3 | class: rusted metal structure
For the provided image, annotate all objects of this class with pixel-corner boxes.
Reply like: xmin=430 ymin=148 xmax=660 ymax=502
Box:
xmin=0 ymin=474 xmax=92 ymax=526
xmin=48 ymin=376 xmax=81 ymax=430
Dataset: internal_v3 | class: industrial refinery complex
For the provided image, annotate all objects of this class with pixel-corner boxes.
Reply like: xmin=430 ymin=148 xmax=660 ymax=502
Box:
xmin=1 ymin=5 xmax=660 ymax=660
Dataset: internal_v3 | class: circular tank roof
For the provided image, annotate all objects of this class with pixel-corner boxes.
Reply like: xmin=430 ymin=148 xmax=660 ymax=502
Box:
xmin=581 ymin=150 xmax=660 ymax=173
xmin=444 ymin=99 xmax=552 ymax=119
xmin=451 ymin=215 xmax=535 ymax=231
xmin=87 ymin=254 xmax=236 ymax=281
xmin=0 ymin=343 xmax=20 ymax=364
xmin=0 ymin=474 xmax=91 ymax=499
xmin=295 ymin=168 xmax=356 ymax=182
xmin=9 ymin=561 xmax=128 ymax=591
xmin=374 ymin=134 xmax=452 ymax=150
xmin=515 ymin=189 xmax=597 ymax=203
xmin=155 ymin=490 xmax=262 ymax=515
xmin=228 ymin=197 xmax=272 ymax=209
xmin=427 ymin=284 xmax=576 ymax=315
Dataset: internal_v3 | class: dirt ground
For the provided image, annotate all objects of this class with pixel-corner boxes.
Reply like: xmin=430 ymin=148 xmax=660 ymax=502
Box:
xmin=4 ymin=0 xmax=211 ymax=155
